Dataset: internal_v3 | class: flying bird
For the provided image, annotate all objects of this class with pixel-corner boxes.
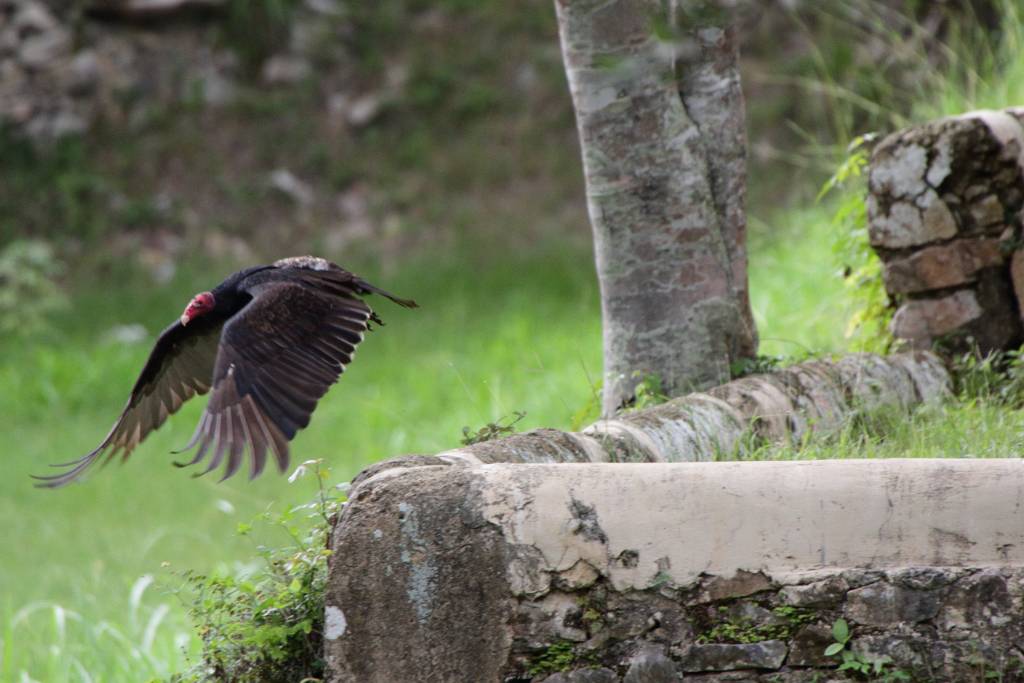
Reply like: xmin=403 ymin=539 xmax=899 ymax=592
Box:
xmin=34 ymin=256 xmax=417 ymax=488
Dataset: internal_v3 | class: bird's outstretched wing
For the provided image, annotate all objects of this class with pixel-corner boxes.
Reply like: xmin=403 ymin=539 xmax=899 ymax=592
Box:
xmin=173 ymin=281 xmax=371 ymax=481
xmin=34 ymin=318 xmax=223 ymax=488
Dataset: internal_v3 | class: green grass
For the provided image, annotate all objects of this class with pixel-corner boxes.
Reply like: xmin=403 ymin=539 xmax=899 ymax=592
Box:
xmin=908 ymin=0 xmax=1024 ymax=122
xmin=745 ymin=401 xmax=1024 ymax=462
xmin=749 ymin=202 xmax=849 ymax=357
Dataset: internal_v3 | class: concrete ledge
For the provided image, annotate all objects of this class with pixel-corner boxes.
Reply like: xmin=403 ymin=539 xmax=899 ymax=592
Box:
xmin=326 ymin=459 xmax=1024 ymax=681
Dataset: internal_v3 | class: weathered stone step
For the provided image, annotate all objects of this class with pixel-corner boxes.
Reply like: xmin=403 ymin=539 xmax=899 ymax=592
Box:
xmin=326 ymin=459 xmax=1024 ymax=682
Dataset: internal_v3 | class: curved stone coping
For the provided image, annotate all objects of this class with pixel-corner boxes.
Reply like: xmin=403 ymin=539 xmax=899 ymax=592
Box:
xmin=424 ymin=351 xmax=950 ymax=469
xmin=327 ymin=458 xmax=1024 ymax=682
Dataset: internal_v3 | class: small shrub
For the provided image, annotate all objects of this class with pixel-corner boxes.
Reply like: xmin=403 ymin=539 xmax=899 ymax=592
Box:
xmin=0 ymin=239 xmax=67 ymax=336
xmin=822 ymin=134 xmax=893 ymax=354
xmin=952 ymin=345 xmax=1024 ymax=408
xmin=628 ymin=372 xmax=669 ymax=411
xmin=825 ymin=618 xmax=911 ymax=681
xmin=527 ymin=640 xmax=578 ymax=676
xmin=172 ymin=460 xmax=345 ymax=683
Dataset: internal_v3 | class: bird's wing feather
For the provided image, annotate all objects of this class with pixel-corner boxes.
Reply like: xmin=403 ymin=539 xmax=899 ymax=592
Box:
xmin=177 ymin=280 xmax=370 ymax=481
xmin=273 ymin=257 xmax=419 ymax=309
xmin=34 ymin=319 xmax=223 ymax=488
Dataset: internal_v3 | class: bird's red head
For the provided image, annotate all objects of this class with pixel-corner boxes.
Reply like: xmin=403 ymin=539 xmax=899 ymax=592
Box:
xmin=181 ymin=292 xmax=215 ymax=326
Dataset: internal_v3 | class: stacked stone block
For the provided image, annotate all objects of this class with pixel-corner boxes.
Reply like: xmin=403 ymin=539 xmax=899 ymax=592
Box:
xmin=868 ymin=108 xmax=1024 ymax=353
xmin=529 ymin=567 xmax=1024 ymax=682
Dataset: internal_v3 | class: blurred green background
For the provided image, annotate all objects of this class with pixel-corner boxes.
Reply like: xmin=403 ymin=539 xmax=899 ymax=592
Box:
xmin=3 ymin=0 xmax=1024 ymax=679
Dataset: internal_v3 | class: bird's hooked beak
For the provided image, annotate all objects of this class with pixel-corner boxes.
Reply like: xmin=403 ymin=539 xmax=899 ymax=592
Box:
xmin=180 ymin=300 xmax=197 ymax=326
xmin=181 ymin=301 xmax=196 ymax=326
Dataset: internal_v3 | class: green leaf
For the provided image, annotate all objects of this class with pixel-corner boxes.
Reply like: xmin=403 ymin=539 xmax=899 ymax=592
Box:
xmin=831 ymin=618 xmax=849 ymax=643
xmin=824 ymin=642 xmax=845 ymax=657
xmin=288 ymin=578 xmax=302 ymax=593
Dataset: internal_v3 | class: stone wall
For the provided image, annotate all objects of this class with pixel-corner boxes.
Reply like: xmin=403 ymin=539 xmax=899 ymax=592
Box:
xmin=0 ymin=0 xmax=350 ymax=139
xmin=326 ymin=460 xmax=1024 ymax=682
xmin=536 ymin=566 xmax=1023 ymax=683
xmin=868 ymin=108 xmax=1024 ymax=353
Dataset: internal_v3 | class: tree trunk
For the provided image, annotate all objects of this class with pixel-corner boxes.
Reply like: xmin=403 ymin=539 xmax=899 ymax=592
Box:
xmin=554 ymin=0 xmax=757 ymax=415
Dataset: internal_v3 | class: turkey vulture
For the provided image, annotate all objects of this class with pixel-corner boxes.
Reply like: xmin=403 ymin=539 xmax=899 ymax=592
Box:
xmin=34 ymin=256 xmax=417 ymax=488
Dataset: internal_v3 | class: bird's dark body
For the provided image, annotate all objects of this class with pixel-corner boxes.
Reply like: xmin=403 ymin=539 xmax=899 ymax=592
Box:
xmin=35 ymin=256 xmax=416 ymax=488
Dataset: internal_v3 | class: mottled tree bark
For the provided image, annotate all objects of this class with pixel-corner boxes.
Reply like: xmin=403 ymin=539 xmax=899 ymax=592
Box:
xmin=677 ymin=22 xmax=755 ymax=356
xmin=555 ymin=0 xmax=757 ymax=415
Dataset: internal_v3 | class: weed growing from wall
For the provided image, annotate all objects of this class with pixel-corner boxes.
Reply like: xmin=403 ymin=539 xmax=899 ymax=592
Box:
xmin=461 ymin=411 xmax=527 ymax=445
xmin=825 ymin=618 xmax=911 ymax=681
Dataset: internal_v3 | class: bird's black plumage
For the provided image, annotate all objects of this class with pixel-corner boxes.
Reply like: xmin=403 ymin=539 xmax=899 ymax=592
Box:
xmin=34 ymin=256 xmax=416 ymax=488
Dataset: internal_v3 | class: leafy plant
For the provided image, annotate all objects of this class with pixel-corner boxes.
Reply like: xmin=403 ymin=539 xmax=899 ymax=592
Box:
xmin=627 ymin=371 xmax=669 ymax=411
xmin=822 ymin=134 xmax=892 ymax=354
xmin=823 ymin=616 xmax=851 ymax=658
xmin=461 ymin=411 xmax=526 ymax=445
xmin=824 ymin=618 xmax=910 ymax=681
xmin=730 ymin=354 xmax=788 ymax=379
xmin=172 ymin=460 xmax=345 ymax=683
xmin=570 ymin=370 xmax=670 ymax=430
